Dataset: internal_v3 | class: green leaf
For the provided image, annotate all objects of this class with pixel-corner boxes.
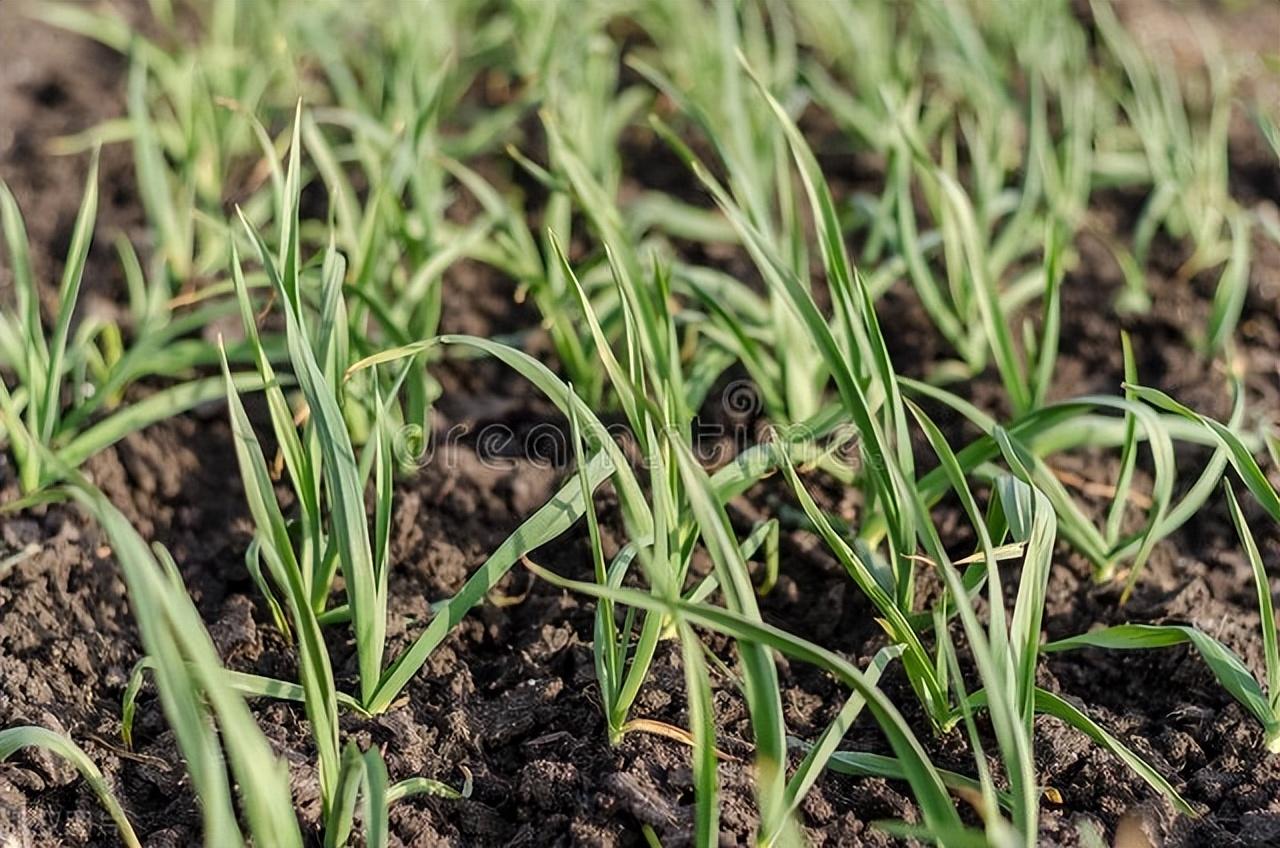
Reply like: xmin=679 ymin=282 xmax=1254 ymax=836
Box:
xmin=910 ymin=403 xmax=1039 ymax=842
xmin=56 ymin=374 xmax=268 ymax=474
xmin=777 ymin=644 xmax=903 ymax=836
xmin=525 ymin=561 xmax=966 ymax=837
xmin=669 ymin=434 xmax=790 ymax=839
xmin=1128 ymin=384 xmax=1280 ymax=524
xmin=229 ymin=240 xmax=322 ymax=601
xmin=679 ymin=622 xmax=720 ymax=846
xmin=777 ymin=447 xmax=947 ymax=724
xmin=67 ymin=482 xmax=302 ymax=846
xmin=827 ymin=751 xmax=1011 ymax=811
xmin=1226 ymin=484 xmax=1280 ymax=730
xmin=367 ymin=448 xmax=617 ymax=714
xmin=220 ymin=342 xmax=342 ymax=806
xmin=241 ymin=205 xmax=384 ymax=708
xmin=39 ymin=148 xmax=99 ymax=445
xmin=0 ymin=726 xmax=141 ymax=848
xmin=1045 ymin=623 xmax=1274 ymax=738
xmin=348 ymin=334 xmax=654 ymax=542
xmin=932 ymin=170 xmax=1031 ymax=414
xmin=1030 ymin=221 xmax=1064 ymax=408
xmin=326 ymin=744 xmax=391 ymax=848
xmin=1205 ymin=211 xmax=1252 ymax=354
xmin=0 ymin=181 xmax=46 ymax=371
xmin=1033 ymin=688 xmax=1196 ymax=816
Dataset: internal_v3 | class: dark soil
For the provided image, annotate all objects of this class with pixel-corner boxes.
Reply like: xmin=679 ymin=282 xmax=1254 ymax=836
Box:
xmin=3 ymin=3 xmax=1280 ymax=847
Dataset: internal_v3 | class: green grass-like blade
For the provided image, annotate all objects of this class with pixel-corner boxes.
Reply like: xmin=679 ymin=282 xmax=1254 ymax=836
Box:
xmin=1033 ymin=688 xmax=1196 ymax=816
xmin=525 ymin=561 xmax=966 ymax=836
xmin=327 ymin=744 xmax=368 ymax=848
xmin=0 ymin=378 xmax=39 ymax=492
xmin=1008 ymin=480 xmax=1056 ymax=724
xmin=367 ymin=448 xmax=616 ymax=714
xmin=670 ymin=434 xmax=791 ymax=840
xmin=349 ymin=334 xmax=654 ymax=541
xmin=0 ymin=181 xmax=47 ymax=374
xmin=550 ymin=234 xmax=647 ymax=444
xmin=1128 ymin=384 xmax=1280 ymax=523
xmin=1105 ymin=333 xmax=1140 ymax=550
xmin=220 ymin=342 xmax=342 ymax=806
xmin=120 ymin=660 xmax=366 ymax=752
xmin=229 ymin=240 xmax=323 ymax=601
xmin=0 ymin=726 xmax=141 ymax=848
xmin=1205 ymin=211 xmax=1252 ymax=354
xmin=68 ymin=482 xmax=302 ymax=846
xmin=1031 ymin=222 xmax=1065 ymax=408
xmin=569 ymin=391 xmax=621 ymax=723
xmin=120 ymin=657 xmax=152 ymax=749
xmin=1045 ymin=623 xmax=1274 ymax=740
xmin=361 ymin=747 xmax=390 ymax=848
xmin=910 ymin=404 xmax=1039 ymax=842
xmin=39 ymin=148 xmax=99 ymax=445
xmin=678 ymin=621 xmax=720 ymax=846
xmin=653 ymin=110 xmax=917 ymax=577
xmin=127 ymin=52 xmax=188 ymax=278
xmin=777 ymin=448 xmax=947 ymax=723
xmin=1226 ymin=484 xmax=1280 ymax=726
xmin=741 ymin=53 xmax=912 ymax=479
xmin=387 ymin=771 xmax=471 ymax=803
xmin=777 ymin=644 xmax=903 ymax=836
xmin=241 ymin=201 xmax=384 ymax=707
xmin=56 ymin=373 xmax=267 ymax=474
xmin=326 ymin=743 xmax=393 ymax=848
xmin=828 ymin=750 xmax=1012 ymax=809
xmin=902 ymin=381 xmax=1177 ymax=586
xmin=933 ymin=170 xmax=1031 ymax=414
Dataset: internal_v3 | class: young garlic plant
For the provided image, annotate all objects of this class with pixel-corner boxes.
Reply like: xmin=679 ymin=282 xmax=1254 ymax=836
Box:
xmin=0 ymin=155 xmax=262 ymax=500
xmin=218 ymin=116 xmax=592 ymax=721
xmin=1047 ymin=389 xmax=1280 ymax=753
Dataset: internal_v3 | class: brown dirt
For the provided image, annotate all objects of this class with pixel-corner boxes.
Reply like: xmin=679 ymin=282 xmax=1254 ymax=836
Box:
xmin=2 ymin=4 xmax=1280 ymax=848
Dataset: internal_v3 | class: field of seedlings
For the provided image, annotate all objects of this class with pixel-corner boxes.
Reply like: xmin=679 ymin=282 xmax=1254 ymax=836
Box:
xmin=1 ymin=0 xmax=1279 ymax=845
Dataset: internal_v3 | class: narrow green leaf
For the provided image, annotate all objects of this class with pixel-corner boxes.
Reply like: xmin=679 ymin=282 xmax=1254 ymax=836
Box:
xmin=368 ymin=449 xmax=616 ymax=713
xmin=1128 ymin=384 xmax=1280 ymax=523
xmin=220 ymin=343 xmax=341 ymax=805
xmin=777 ymin=644 xmax=903 ymax=836
xmin=1045 ymin=623 xmax=1273 ymax=736
xmin=679 ymin=622 xmax=720 ymax=846
xmin=1226 ymin=484 xmax=1280 ymax=725
xmin=525 ymin=561 xmax=966 ymax=836
xmin=39 ymin=148 xmax=100 ymax=444
xmin=1033 ymin=688 xmax=1196 ymax=816
xmin=0 ymin=726 xmax=141 ymax=848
